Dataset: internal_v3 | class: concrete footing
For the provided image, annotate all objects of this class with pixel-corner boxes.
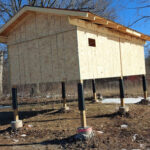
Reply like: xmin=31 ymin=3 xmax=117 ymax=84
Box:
xmin=118 ymin=106 xmax=129 ymax=115
xmin=75 ymin=126 xmax=93 ymax=140
xmin=139 ymin=98 xmax=150 ymax=105
xmin=92 ymin=94 xmax=103 ymax=103
xmin=60 ymin=106 xmax=70 ymax=112
xmin=11 ymin=120 xmax=23 ymax=130
xmin=92 ymin=99 xmax=101 ymax=103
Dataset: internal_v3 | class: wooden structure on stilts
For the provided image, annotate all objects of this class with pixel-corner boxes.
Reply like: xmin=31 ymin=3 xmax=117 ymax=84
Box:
xmin=0 ymin=6 xmax=149 ymax=135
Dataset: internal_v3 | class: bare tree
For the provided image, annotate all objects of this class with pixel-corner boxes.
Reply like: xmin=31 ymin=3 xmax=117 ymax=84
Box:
xmin=119 ymin=1 xmax=150 ymax=58
xmin=0 ymin=0 xmax=117 ymax=26
xmin=123 ymin=0 xmax=150 ymax=27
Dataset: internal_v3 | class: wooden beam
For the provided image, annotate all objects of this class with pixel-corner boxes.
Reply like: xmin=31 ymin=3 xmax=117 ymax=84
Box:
xmin=117 ymin=26 xmax=127 ymax=32
xmin=87 ymin=13 xmax=96 ymax=21
xmin=93 ymin=17 xmax=128 ymax=34
xmin=78 ymin=14 xmax=148 ymax=41
xmin=141 ymin=35 xmax=150 ymax=41
xmin=69 ymin=17 xmax=145 ymax=44
xmin=94 ymin=16 xmax=125 ymax=30
xmin=69 ymin=14 xmax=95 ymax=21
xmin=107 ymin=22 xmax=118 ymax=29
xmin=28 ymin=6 xmax=89 ymax=17
xmin=94 ymin=17 xmax=107 ymax=25
xmin=0 ymin=36 xmax=8 ymax=43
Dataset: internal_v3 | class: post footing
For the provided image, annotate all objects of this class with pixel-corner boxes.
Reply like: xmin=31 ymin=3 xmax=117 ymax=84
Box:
xmin=11 ymin=120 xmax=23 ymax=130
xmin=139 ymin=98 xmax=150 ymax=105
xmin=75 ymin=126 xmax=93 ymax=140
xmin=97 ymin=94 xmax=103 ymax=101
xmin=60 ymin=106 xmax=70 ymax=112
xmin=92 ymin=99 xmax=101 ymax=103
xmin=118 ymin=106 xmax=129 ymax=115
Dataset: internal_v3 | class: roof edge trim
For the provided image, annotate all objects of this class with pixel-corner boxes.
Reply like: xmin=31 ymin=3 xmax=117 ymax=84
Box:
xmin=27 ymin=6 xmax=88 ymax=17
xmin=0 ymin=6 xmax=88 ymax=35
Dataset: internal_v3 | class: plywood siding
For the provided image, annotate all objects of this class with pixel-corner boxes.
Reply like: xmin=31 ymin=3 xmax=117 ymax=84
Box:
xmin=8 ymin=13 xmax=79 ymax=86
xmin=77 ymin=27 xmax=121 ymax=79
xmin=7 ymin=12 xmax=146 ymax=86
xmin=77 ymin=27 xmax=145 ymax=80
xmin=121 ymin=38 xmax=146 ymax=76
xmin=8 ymin=45 xmax=20 ymax=86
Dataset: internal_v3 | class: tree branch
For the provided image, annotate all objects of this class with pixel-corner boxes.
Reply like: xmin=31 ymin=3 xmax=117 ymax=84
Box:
xmin=128 ymin=16 xmax=150 ymax=27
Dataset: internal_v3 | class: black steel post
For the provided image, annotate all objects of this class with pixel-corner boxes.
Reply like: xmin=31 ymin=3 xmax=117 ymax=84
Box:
xmin=12 ymin=88 xmax=19 ymax=121
xmin=92 ymin=79 xmax=96 ymax=94
xmin=77 ymin=81 xmax=86 ymax=127
xmin=78 ymin=82 xmax=85 ymax=111
xmin=62 ymin=82 xmax=66 ymax=99
xmin=119 ymin=78 xmax=125 ymax=107
xmin=92 ymin=79 xmax=97 ymax=101
xmin=142 ymin=75 xmax=147 ymax=99
xmin=62 ymin=82 xmax=67 ymax=108
xmin=12 ymin=88 xmax=18 ymax=110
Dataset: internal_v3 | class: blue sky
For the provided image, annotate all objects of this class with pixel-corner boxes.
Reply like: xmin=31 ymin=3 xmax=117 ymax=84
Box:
xmin=112 ymin=0 xmax=150 ymax=56
xmin=113 ymin=0 xmax=150 ymax=35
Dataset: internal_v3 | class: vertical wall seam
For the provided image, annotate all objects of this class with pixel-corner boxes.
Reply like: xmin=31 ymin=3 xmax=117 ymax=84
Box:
xmin=35 ymin=13 xmax=42 ymax=84
xmin=119 ymin=37 xmax=123 ymax=78
xmin=76 ymin=26 xmax=81 ymax=80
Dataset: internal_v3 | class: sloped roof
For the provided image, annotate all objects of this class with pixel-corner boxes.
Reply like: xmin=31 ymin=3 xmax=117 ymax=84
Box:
xmin=0 ymin=6 xmax=150 ymax=43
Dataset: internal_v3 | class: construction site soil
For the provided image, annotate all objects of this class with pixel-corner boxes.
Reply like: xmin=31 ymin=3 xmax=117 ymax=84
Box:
xmin=0 ymin=98 xmax=150 ymax=150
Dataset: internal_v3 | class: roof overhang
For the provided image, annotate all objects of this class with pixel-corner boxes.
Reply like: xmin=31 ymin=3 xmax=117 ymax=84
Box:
xmin=70 ymin=15 xmax=150 ymax=41
xmin=0 ymin=6 xmax=150 ymax=43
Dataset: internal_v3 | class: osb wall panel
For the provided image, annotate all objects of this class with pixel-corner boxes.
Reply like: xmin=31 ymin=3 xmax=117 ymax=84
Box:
xmin=7 ymin=13 xmax=76 ymax=44
xmin=18 ymin=43 xmax=26 ymax=85
xmin=121 ymin=39 xmax=146 ymax=76
xmin=38 ymin=37 xmax=52 ymax=83
xmin=63 ymin=30 xmax=80 ymax=81
xmin=77 ymin=27 xmax=145 ymax=80
xmin=8 ymin=13 xmax=79 ymax=86
xmin=8 ymin=45 xmax=20 ymax=85
xmin=77 ymin=27 xmax=121 ymax=79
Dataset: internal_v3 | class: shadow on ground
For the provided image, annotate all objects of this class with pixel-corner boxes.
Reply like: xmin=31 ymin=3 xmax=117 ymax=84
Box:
xmin=0 ymin=107 xmax=123 ymax=126
xmin=25 ymin=112 xmax=121 ymax=124
xmin=0 ymin=135 xmax=77 ymax=149
xmin=94 ymin=112 xmax=119 ymax=118
xmin=94 ymin=111 xmax=130 ymax=119
xmin=0 ymin=109 xmax=54 ymax=125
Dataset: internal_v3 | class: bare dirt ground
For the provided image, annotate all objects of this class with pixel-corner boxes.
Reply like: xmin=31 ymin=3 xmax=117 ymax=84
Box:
xmin=0 ymin=98 xmax=150 ymax=150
